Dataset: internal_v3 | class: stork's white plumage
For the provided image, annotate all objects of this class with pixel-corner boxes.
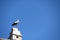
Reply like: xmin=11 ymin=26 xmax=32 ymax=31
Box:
xmin=12 ymin=19 xmax=20 ymax=26
xmin=15 ymin=19 xmax=19 ymax=23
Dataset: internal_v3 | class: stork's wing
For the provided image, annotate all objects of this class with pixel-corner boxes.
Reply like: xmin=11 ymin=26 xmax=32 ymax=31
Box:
xmin=12 ymin=19 xmax=20 ymax=26
xmin=12 ymin=23 xmax=18 ymax=26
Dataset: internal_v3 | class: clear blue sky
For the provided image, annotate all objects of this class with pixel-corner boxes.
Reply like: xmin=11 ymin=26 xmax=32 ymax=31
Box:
xmin=0 ymin=0 xmax=60 ymax=40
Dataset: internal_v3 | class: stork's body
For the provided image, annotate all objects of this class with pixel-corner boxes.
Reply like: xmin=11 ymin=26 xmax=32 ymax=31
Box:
xmin=8 ymin=19 xmax=22 ymax=40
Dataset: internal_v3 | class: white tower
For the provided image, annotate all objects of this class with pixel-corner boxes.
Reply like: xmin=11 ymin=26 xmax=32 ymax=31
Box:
xmin=8 ymin=27 xmax=22 ymax=40
xmin=8 ymin=19 xmax=22 ymax=40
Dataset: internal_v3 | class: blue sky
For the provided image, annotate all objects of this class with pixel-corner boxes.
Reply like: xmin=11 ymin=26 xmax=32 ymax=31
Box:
xmin=0 ymin=0 xmax=60 ymax=40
